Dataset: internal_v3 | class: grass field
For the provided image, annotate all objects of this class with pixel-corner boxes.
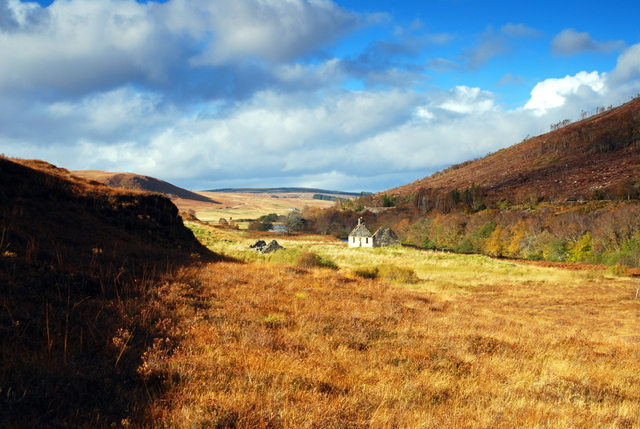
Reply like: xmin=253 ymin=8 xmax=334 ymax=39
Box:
xmin=191 ymin=192 xmax=335 ymax=225
xmin=146 ymin=222 xmax=640 ymax=428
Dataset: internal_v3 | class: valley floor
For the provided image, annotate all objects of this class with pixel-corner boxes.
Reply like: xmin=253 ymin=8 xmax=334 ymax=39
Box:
xmin=145 ymin=226 xmax=640 ymax=428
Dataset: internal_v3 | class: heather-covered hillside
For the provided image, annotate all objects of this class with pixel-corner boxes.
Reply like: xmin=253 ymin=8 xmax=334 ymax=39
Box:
xmin=388 ymin=96 xmax=640 ymax=207
xmin=0 ymin=157 xmax=219 ymax=428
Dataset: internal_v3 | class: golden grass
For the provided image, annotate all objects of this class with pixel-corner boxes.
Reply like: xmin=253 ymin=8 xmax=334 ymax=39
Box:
xmin=145 ymin=225 xmax=640 ymax=428
xmin=194 ymin=192 xmax=334 ymax=224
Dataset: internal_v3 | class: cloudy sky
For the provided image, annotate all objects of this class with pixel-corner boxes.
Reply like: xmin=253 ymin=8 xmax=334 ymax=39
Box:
xmin=2 ymin=0 xmax=640 ymax=192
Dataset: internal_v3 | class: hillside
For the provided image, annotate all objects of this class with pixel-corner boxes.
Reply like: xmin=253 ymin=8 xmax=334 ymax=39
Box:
xmin=72 ymin=170 xmax=221 ymax=208
xmin=207 ymin=187 xmax=365 ymax=197
xmin=387 ymin=97 xmax=640 ymax=204
xmin=0 ymin=157 xmax=220 ymax=427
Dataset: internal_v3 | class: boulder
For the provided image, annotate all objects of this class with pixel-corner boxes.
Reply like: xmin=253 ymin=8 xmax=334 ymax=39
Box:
xmin=249 ymin=240 xmax=267 ymax=249
xmin=258 ymin=240 xmax=284 ymax=254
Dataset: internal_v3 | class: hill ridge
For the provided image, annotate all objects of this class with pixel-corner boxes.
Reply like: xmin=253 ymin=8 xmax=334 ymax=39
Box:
xmin=387 ymin=97 xmax=640 ymax=204
xmin=72 ymin=170 xmax=221 ymax=205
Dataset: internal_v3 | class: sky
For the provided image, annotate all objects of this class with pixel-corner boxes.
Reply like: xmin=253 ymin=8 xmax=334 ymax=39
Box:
xmin=1 ymin=0 xmax=640 ymax=192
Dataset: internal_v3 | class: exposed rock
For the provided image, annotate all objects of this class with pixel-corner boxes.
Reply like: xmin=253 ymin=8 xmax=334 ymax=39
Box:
xmin=250 ymin=239 xmax=284 ymax=254
xmin=249 ymin=240 xmax=267 ymax=249
xmin=259 ymin=240 xmax=285 ymax=254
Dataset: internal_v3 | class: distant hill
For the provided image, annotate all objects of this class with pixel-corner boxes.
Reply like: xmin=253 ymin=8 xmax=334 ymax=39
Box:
xmin=207 ymin=187 xmax=366 ymax=197
xmin=72 ymin=170 xmax=221 ymax=205
xmin=387 ymin=97 xmax=640 ymax=205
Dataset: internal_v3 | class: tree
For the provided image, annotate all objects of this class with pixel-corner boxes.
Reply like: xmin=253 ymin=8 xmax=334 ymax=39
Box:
xmin=284 ymin=212 xmax=304 ymax=235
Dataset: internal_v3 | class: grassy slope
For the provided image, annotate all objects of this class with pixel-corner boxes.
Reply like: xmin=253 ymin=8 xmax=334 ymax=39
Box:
xmin=193 ymin=192 xmax=335 ymax=226
xmin=71 ymin=170 xmax=222 ymax=205
xmin=147 ymin=222 xmax=640 ymax=428
xmin=0 ymin=158 xmax=220 ymax=428
xmin=387 ymin=97 xmax=640 ymax=203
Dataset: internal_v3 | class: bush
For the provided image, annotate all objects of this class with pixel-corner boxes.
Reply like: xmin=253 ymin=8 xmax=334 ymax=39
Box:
xmin=378 ymin=265 xmax=420 ymax=284
xmin=354 ymin=266 xmax=379 ymax=279
xmin=296 ymin=252 xmax=338 ymax=270
xmin=353 ymin=265 xmax=420 ymax=284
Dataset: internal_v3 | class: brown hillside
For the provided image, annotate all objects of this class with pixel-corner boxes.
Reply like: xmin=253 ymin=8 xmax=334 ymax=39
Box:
xmin=72 ymin=170 xmax=221 ymax=209
xmin=388 ymin=97 xmax=640 ymax=204
xmin=0 ymin=157 xmax=221 ymax=428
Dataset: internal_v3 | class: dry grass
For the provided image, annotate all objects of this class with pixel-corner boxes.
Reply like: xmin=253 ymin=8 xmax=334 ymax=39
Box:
xmin=193 ymin=192 xmax=334 ymax=225
xmin=145 ymin=226 xmax=640 ymax=428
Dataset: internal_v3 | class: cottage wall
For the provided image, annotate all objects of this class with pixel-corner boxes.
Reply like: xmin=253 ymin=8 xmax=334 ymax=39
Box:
xmin=349 ymin=235 xmax=373 ymax=248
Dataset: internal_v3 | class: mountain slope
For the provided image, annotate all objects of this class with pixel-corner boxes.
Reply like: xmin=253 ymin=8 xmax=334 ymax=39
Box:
xmin=387 ymin=97 xmax=640 ymax=204
xmin=72 ymin=170 xmax=221 ymax=205
xmin=0 ymin=157 xmax=219 ymax=427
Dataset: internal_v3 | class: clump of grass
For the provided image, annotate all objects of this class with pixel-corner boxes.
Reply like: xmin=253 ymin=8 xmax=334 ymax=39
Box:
xmin=354 ymin=265 xmax=379 ymax=279
xmin=354 ymin=264 xmax=420 ymax=284
xmin=378 ymin=264 xmax=420 ymax=283
xmin=296 ymin=251 xmax=338 ymax=270
xmin=608 ymin=262 xmax=630 ymax=277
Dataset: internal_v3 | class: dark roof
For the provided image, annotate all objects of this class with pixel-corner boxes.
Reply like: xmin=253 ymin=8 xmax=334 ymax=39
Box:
xmin=349 ymin=223 xmax=372 ymax=237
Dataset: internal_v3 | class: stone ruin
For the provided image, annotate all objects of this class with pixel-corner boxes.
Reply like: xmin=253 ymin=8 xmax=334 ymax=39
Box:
xmin=372 ymin=227 xmax=400 ymax=247
xmin=250 ymin=239 xmax=285 ymax=254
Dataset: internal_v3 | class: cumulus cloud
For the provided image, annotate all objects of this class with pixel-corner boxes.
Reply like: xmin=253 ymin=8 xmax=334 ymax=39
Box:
xmin=0 ymin=0 xmax=361 ymax=99
xmin=609 ymin=43 xmax=640 ymax=86
xmin=2 ymin=1 xmax=639 ymax=192
xmin=524 ymin=71 xmax=607 ymax=113
xmin=551 ymin=28 xmax=625 ymax=56
xmin=182 ymin=0 xmax=359 ymax=65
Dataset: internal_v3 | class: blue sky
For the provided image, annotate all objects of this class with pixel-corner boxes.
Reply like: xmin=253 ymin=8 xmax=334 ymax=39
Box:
xmin=2 ymin=0 xmax=639 ymax=192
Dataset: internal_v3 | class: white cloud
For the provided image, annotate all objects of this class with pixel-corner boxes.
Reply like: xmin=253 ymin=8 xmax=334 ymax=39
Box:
xmin=0 ymin=0 xmax=177 ymax=93
xmin=524 ymin=71 xmax=607 ymax=113
xmin=437 ymin=86 xmax=496 ymax=114
xmin=184 ymin=0 xmax=359 ymax=65
xmin=0 ymin=0 xmax=361 ymax=97
xmin=609 ymin=43 xmax=640 ymax=86
xmin=551 ymin=28 xmax=625 ymax=56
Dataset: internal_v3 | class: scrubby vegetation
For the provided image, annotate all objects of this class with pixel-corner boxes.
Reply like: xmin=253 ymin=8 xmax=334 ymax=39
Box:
xmin=152 ymin=223 xmax=640 ymax=428
xmin=300 ymin=98 xmax=640 ymax=270
xmin=3 ymin=156 xmax=640 ymax=428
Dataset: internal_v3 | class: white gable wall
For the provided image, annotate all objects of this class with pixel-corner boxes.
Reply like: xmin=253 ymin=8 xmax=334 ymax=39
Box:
xmin=349 ymin=235 xmax=373 ymax=248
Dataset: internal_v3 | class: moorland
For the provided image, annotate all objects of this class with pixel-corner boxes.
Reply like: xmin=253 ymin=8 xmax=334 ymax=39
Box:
xmin=3 ymin=96 xmax=640 ymax=428
xmin=1 ymin=155 xmax=640 ymax=428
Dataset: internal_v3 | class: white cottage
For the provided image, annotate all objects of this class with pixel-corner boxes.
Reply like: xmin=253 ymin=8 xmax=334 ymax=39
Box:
xmin=348 ymin=217 xmax=373 ymax=247
xmin=349 ymin=218 xmax=400 ymax=248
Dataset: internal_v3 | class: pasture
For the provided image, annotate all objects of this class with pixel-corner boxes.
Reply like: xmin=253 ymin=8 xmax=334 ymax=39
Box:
xmin=147 ymin=222 xmax=640 ymax=428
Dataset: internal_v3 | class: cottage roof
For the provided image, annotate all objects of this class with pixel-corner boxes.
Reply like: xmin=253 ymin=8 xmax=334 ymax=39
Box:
xmin=373 ymin=227 xmax=399 ymax=246
xmin=349 ymin=217 xmax=372 ymax=237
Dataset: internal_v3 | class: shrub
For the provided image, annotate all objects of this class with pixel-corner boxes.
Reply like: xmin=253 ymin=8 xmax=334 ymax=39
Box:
xmin=354 ymin=266 xmax=379 ymax=279
xmin=296 ymin=251 xmax=338 ymax=270
xmin=354 ymin=265 xmax=420 ymax=284
xmin=378 ymin=265 xmax=420 ymax=284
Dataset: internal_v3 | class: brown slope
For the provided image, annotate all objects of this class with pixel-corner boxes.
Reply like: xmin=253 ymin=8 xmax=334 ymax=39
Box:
xmin=0 ymin=157 xmax=222 ymax=428
xmin=72 ymin=170 xmax=221 ymax=208
xmin=387 ymin=97 xmax=640 ymax=203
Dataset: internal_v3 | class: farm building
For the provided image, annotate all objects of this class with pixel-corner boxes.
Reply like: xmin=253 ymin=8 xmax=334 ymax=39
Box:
xmin=348 ymin=218 xmax=399 ymax=248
